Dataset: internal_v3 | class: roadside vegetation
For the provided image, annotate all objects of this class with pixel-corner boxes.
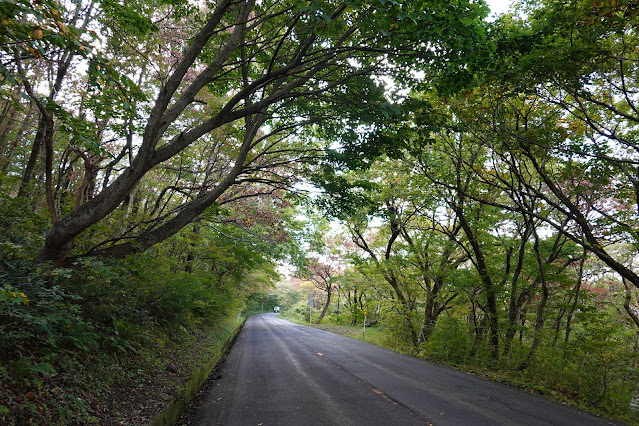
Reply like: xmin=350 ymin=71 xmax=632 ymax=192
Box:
xmin=0 ymin=195 xmax=278 ymax=423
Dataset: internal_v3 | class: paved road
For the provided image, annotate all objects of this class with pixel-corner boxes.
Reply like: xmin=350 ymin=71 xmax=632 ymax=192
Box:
xmin=190 ymin=314 xmax=620 ymax=425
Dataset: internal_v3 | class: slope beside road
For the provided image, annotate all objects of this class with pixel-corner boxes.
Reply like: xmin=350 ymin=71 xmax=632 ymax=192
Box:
xmin=188 ymin=314 xmax=622 ymax=425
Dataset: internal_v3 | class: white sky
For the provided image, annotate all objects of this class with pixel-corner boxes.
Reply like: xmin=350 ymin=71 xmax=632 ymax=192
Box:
xmin=485 ymin=0 xmax=512 ymax=18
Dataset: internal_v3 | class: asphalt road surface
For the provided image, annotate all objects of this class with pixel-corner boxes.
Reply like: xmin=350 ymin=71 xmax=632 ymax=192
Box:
xmin=190 ymin=314 xmax=621 ymax=425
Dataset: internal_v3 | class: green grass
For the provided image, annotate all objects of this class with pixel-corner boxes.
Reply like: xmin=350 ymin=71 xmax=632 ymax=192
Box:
xmin=314 ymin=323 xmax=386 ymax=345
xmin=281 ymin=315 xmax=389 ymax=348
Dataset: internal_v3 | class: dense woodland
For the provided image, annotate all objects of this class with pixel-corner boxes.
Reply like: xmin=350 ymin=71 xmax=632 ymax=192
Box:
xmin=1 ymin=0 xmax=639 ymax=423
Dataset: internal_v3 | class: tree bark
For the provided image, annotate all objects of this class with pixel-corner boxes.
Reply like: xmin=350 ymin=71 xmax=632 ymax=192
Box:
xmin=17 ymin=118 xmax=45 ymax=198
xmin=455 ymin=204 xmax=500 ymax=361
xmin=564 ymin=251 xmax=585 ymax=343
xmin=503 ymin=223 xmax=532 ymax=356
xmin=623 ymin=278 xmax=639 ymax=331
xmin=316 ymin=287 xmax=331 ymax=324
xmin=519 ymin=230 xmax=549 ymax=370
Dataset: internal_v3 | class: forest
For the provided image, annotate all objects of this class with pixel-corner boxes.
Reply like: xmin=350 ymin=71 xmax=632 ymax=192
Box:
xmin=1 ymin=0 xmax=639 ymax=423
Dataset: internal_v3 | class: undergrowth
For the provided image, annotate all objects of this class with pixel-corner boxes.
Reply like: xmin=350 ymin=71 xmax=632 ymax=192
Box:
xmin=0 ymin=212 xmax=245 ymax=424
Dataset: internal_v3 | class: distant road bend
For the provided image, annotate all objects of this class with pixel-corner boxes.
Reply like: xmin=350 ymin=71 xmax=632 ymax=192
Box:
xmin=190 ymin=314 xmax=621 ymax=425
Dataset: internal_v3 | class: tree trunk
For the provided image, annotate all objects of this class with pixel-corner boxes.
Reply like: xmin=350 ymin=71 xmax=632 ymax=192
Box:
xmin=421 ymin=293 xmax=437 ymax=342
xmin=0 ymin=100 xmax=34 ymax=181
xmin=565 ymin=251 xmax=585 ymax=343
xmin=0 ymin=100 xmax=18 ymax=165
xmin=16 ymin=117 xmax=45 ymax=198
xmin=471 ymin=311 xmax=488 ymax=357
xmin=456 ymin=205 xmax=500 ymax=361
xmin=519 ymin=231 xmax=549 ymax=370
xmin=316 ymin=287 xmax=331 ymax=324
xmin=33 ymin=1 xmax=257 ymax=264
xmin=503 ymin=225 xmax=532 ymax=356
xmin=623 ymin=278 xmax=639 ymax=331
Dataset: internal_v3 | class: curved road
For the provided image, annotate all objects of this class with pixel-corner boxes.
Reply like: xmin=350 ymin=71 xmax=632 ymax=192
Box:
xmin=190 ymin=314 xmax=620 ymax=425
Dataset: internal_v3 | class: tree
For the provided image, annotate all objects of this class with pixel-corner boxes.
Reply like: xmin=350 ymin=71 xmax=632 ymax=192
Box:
xmin=0 ymin=0 xmax=491 ymax=265
xmin=298 ymin=257 xmax=341 ymax=324
xmin=322 ymin=157 xmax=467 ymax=345
xmin=484 ymin=0 xmax=639 ymax=291
xmin=347 ymin=197 xmax=421 ymax=344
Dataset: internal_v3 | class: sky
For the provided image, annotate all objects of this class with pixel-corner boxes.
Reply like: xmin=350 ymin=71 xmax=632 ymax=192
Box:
xmin=485 ymin=0 xmax=512 ymax=18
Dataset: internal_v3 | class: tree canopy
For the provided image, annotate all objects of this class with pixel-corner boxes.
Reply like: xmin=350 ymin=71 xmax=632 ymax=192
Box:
xmin=0 ymin=0 xmax=490 ymax=265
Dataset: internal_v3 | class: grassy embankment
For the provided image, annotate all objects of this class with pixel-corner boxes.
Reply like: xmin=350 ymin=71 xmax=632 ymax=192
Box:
xmin=0 ymin=254 xmax=247 ymax=425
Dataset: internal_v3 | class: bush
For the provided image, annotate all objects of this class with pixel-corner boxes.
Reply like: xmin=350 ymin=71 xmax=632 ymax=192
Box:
xmin=379 ymin=308 xmax=419 ymax=354
xmin=0 ymin=260 xmax=99 ymax=360
xmin=0 ymin=194 xmax=48 ymax=260
xmin=560 ymin=312 xmax=639 ymax=411
xmin=419 ymin=315 xmax=472 ymax=364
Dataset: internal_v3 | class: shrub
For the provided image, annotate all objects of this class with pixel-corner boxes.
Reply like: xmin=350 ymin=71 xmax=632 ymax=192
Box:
xmin=419 ymin=315 xmax=472 ymax=364
xmin=0 ymin=260 xmax=99 ymax=360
